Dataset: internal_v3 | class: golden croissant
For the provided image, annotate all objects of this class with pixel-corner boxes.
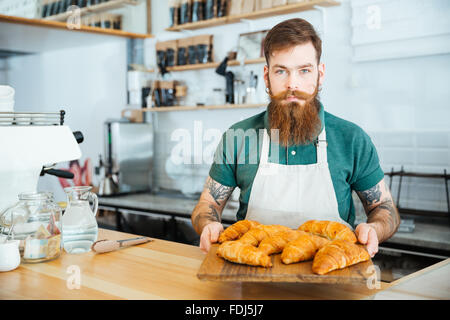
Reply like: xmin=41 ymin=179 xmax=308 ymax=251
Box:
xmin=217 ymin=241 xmax=272 ymax=267
xmin=281 ymin=231 xmax=330 ymax=264
xmin=218 ymin=220 xmax=261 ymax=243
xmin=238 ymin=224 xmax=292 ymax=246
xmin=298 ymin=220 xmax=357 ymax=243
xmin=312 ymin=239 xmax=370 ymax=275
xmin=258 ymin=229 xmax=303 ymax=255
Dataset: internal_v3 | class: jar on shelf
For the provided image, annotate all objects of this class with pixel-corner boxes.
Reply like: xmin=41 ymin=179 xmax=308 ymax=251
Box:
xmin=0 ymin=192 xmax=62 ymax=263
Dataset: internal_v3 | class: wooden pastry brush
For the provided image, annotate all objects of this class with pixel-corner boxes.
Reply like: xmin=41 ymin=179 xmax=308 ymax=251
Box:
xmin=91 ymin=237 xmax=153 ymax=253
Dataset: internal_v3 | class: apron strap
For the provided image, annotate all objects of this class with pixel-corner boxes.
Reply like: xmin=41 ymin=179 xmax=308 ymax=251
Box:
xmin=260 ymin=129 xmax=270 ymax=165
xmin=316 ymin=128 xmax=328 ymax=164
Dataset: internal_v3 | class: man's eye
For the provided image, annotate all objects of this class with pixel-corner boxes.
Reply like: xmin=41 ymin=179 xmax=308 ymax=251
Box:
xmin=300 ymin=69 xmax=310 ymax=73
xmin=275 ymin=69 xmax=285 ymax=75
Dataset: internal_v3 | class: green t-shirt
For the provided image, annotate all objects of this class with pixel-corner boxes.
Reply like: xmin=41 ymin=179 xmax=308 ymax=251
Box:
xmin=209 ymin=102 xmax=384 ymax=227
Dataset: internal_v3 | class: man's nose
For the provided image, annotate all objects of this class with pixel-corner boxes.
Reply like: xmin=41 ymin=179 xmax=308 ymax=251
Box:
xmin=286 ymin=74 xmax=299 ymax=91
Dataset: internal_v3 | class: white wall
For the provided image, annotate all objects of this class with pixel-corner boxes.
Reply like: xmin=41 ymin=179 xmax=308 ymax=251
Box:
xmin=2 ymin=39 xmax=128 ymax=201
xmin=1 ymin=0 xmax=449 ymax=213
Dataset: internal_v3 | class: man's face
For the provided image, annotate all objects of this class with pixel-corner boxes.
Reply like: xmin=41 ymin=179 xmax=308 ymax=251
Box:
xmin=263 ymin=42 xmax=326 ymax=146
xmin=264 ymin=42 xmax=325 ymax=104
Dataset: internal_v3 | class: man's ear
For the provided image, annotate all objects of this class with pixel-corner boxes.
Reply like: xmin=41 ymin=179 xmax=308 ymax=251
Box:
xmin=318 ymin=62 xmax=325 ymax=86
xmin=264 ymin=64 xmax=269 ymax=89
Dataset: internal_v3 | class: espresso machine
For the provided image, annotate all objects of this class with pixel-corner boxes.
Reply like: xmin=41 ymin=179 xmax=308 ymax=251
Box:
xmin=0 ymin=110 xmax=83 ymax=215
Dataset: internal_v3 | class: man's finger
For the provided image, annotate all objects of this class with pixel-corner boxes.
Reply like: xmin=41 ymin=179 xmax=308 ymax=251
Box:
xmin=210 ymin=228 xmax=219 ymax=243
xmin=200 ymin=228 xmax=211 ymax=254
xmin=367 ymin=228 xmax=379 ymax=257
xmin=357 ymin=225 xmax=370 ymax=244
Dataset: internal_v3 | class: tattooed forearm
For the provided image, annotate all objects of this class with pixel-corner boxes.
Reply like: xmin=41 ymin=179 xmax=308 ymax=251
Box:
xmin=192 ymin=203 xmax=222 ymax=235
xmin=205 ymin=177 xmax=234 ymax=206
xmin=193 ymin=205 xmax=220 ymax=227
xmin=367 ymin=200 xmax=400 ymax=242
xmin=191 ymin=177 xmax=234 ymax=235
xmin=357 ymin=181 xmax=400 ymax=243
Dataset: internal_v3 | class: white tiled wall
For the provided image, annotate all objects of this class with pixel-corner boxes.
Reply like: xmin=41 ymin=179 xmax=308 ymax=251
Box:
xmin=148 ymin=1 xmax=450 ymax=214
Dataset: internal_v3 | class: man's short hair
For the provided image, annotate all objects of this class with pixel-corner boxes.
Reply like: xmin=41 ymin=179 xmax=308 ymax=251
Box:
xmin=264 ymin=18 xmax=322 ymax=65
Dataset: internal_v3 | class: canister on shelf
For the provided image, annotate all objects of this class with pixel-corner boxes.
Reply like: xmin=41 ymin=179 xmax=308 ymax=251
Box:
xmin=179 ymin=0 xmax=192 ymax=24
xmin=153 ymin=81 xmax=162 ymax=107
xmin=204 ymin=0 xmax=215 ymax=19
xmin=177 ymin=37 xmax=191 ymax=66
xmin=156 ymin=42 xmax=167 ymax=69
xmin=165 ymin=40 xmax=178 ymax=67
xmin=192 ymin=0 xmax=204 ymax=22
xmin=160 ymin=81 xmax=176 ymax=106
xmin=112 ymin=14 xmax=122 ymax=30
xmin=217 ymin=0 xmax=229 ymax=17
xmin=192 ymin=34 xmax=214 ymax=64
xmin=169 ymin=0 xmax=181 ymax=27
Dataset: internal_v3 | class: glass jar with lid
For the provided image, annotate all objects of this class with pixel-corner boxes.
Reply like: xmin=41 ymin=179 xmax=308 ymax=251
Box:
xmin=0 ymin=192 xmax=62 ymax=263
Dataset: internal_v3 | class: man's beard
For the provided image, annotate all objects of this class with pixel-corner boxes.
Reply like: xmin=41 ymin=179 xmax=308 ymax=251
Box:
xmin=267 ymin=78 xmax=321 ymax=147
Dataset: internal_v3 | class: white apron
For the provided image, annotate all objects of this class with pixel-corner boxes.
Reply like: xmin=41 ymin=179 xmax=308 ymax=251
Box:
xmin=245 ymin=126 xmax=351 ymax=229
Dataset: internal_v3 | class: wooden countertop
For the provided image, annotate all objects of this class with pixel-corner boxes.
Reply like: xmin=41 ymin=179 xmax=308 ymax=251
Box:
xmin=0 ymin=228 xmax=393 ymax=300
xmin=370 ymin=258 xmax=450 ymax=300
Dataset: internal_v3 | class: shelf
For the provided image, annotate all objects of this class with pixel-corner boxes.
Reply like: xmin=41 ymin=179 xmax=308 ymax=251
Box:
xmin=129 ymin=63 xmax=155 ymax=73
xmin=133 ymin=103 xmax=267 ymax=112
xmin=0 ymin=13 xmax=152 ymax=54
xmin=160 ymin=57 xmax=266 ymax=73
xmin=44 ymin=0 xmax=140 ymax=22
xmin=166 ymin=0 xmax=340 ymax=31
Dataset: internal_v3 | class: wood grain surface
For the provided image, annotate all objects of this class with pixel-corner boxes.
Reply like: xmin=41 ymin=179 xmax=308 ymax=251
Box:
xmin=198 ymin=244 xmax=375 ymax=284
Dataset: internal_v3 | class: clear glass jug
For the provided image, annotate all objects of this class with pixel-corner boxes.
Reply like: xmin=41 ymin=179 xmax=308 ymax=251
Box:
xmin=62 ymin=186 xmax=98 ymax=254
xmin=0 ymin=192 xmax=62 ymax=263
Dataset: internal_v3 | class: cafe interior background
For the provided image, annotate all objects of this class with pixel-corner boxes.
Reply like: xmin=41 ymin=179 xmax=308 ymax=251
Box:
xmin=0 ymin=0 xmax=449 ymax=282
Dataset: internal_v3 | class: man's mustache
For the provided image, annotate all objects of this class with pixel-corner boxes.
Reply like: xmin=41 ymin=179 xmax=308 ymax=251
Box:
xmin=269 ymin=89 xmax=315 ymax=102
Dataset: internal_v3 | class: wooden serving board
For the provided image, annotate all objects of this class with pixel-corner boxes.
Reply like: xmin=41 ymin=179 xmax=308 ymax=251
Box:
xmin=197 ymin=244 xmax=375 ymax=284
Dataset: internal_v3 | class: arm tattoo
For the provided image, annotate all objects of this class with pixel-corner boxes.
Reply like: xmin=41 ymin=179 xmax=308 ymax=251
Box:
xmin=368 ymin=200 xmax=398 ymax=239
xmin=359 ymin=182 xmax=400 ymax=242
xmin=205 ymin=178 xmax=234 ymax=206
xmin=193 ymin=205 xmax=221 ymax=228
xmin=359 ymin=184 xmax=382 ymax=207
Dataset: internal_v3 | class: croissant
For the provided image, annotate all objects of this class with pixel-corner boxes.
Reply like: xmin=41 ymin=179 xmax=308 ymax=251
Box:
xmin=218 ymin=220 xmax=261 ymax=243
xmin=281 ymin=231 xmax=331 ymax=264
xmin=298 ymin=220 xmax=357 ymax=243
xmin=312 ymin=239 xmax=370 ymax=275
xmin=258 ymin=229 xmax=303 ymax=255
xmin=217 ymin=241 xmax=272 ymax=267
xmin=238 ymin=224 xmax=291 ymax=246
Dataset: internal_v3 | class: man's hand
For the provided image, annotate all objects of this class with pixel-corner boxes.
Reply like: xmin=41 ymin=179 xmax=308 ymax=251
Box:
xmin=355 ymin=223 xmax=379 ymax=257
xmin=355 ymin=179 xmax=400 ymax=256
xmin=191 ymin=176 xmax=235 ymax=254
xmin=199 ymin=222 xmax=224 ymax=254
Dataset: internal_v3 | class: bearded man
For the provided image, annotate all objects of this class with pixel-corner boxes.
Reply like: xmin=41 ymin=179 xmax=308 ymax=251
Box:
xmin=191 ymin=18 xmax=400 ymax=257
